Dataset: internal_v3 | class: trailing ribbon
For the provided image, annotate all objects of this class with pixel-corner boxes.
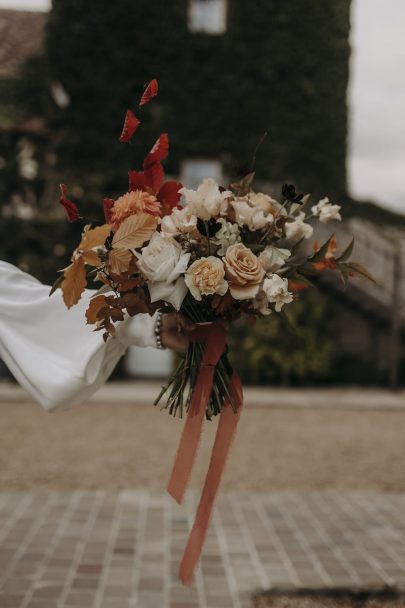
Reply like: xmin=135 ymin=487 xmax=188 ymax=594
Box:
xmin=167 ymin=323 xmax=243 ymax=585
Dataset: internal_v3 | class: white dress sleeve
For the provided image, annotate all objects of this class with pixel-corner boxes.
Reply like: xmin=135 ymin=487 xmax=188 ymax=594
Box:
xmin=0 ymin=261 xmax=157 ymax=411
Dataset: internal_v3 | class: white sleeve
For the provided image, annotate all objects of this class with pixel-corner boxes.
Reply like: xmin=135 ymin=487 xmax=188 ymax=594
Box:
xmin=0 ymin=261 xmax=157 ymax=411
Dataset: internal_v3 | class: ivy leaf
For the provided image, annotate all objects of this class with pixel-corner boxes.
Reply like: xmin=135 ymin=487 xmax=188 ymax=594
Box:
xmin=85 ymin=295 xmax=108 ymax=324
xmin=112 ymin=213 xmax=157 ymax=250
xmin=119 ymin=109 xmax=140 ymax=143
xmin=61 ymin=257 xmax=87 ymax=308
xmin=139 ymin=78 xmax=158 ymax=106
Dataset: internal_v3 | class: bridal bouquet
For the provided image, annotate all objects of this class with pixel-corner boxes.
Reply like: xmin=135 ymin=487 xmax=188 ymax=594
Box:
xmin=54 ymin=79 xmax=372 ymax=583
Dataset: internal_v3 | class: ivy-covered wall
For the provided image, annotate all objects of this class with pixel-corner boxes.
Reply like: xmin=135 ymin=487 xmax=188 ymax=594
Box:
xmin=44 ymin=0 xmax=351 ymax=212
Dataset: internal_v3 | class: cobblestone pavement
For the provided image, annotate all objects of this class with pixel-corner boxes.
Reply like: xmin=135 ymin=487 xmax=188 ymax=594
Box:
xmin=1 ymin=491 xmax=405 ymax=608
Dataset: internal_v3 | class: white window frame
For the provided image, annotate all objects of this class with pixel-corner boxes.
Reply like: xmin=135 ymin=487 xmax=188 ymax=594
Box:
xmin=188 ymin=0 xmax=227 ymax=35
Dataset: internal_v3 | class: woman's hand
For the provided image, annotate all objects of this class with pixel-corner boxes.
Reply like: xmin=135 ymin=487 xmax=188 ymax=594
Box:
xmin=160 ymin=313 xmax=196 ymax=353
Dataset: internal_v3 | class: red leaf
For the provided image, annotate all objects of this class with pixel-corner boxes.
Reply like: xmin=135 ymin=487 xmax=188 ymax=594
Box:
xmin=139 ymin=78 xmax=158 ymax=107
xmin=128 ymin=170 xmax=149 ymax=192
xmin=158 ymin=180 xmax=182 ymax=210
xmin=143 ymin=133 xmax=169 ymax=169
xmin=59 ymin=184 xmax=79 ymax=222
xmin=145 ymin=163 xmax=164 ymax=192
xmin=103 ymin=198 xmax=114 ymax=223
xmin=119 ymin=110 xmax=140 ymax=143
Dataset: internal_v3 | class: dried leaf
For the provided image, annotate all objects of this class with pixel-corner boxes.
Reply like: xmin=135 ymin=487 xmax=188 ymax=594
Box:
xmin=83 ymin=251 xmax=102 ymax=267
xmin=61 ymin=258 xmax=87 ymax=308
xmin=81 ymin=224 xmax=112 ymax=251
xmin=49 ymin=272 xmax=65 ymax=296
xmin=112 ymin=213 xmax=157 ymax=250
xmin=59 ymin=184 xmax=79 ymax=222
xmin=119 ymin=109 xmax=140 ymax=143
xmin=143 ymin=133 xmax=169 ymax=169
xmin=85 ymin=295 xmax=108 ymax=324
xmin=108 ymin=248 xmax=132 ymax=274
xmin=103 ymin=198 xmax=114 ymax=223
xmin=139 ymin=78 xmax=158 ymax=106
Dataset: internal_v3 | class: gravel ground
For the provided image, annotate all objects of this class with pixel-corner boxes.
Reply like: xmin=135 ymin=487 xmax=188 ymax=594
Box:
xmin=0 ymin=399 xmax=405 ymax=491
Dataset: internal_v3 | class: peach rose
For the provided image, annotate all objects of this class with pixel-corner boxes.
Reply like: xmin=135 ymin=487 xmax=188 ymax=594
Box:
xmin=110 ymin=190 xmax=161 ymax=231
xmin=224 ymin=243 xmax=265 ymax=300
xmin=185 ymin=256 xmax=228 ymax=301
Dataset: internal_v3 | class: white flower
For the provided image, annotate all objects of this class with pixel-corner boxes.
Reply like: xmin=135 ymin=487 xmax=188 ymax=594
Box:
xmin=160 ymin=206 xmax=198 ymax=237
xmin=211 ymin=218 xmax=241 ymax=256
xmin=285 ymin=212 xmax=313 ymax=240
xmin=262 ymin=274 xmax=293 ymax=312
xmin=259 ymin=246 xmax=291 ymax=272
xmin=252 ymin=289 xmax=272 ymax=316
xmin=311 ymin=197 xmax=342 ymax=223
xmin=137 ymin=234 xmax=191 ymax=310
xmin=232 ymin=197 xmax=273 ymax=231
xmin=179 ymin=178 xmax=231 ymax=221
xmin=249 ymin=192 xmax=279 ymax=214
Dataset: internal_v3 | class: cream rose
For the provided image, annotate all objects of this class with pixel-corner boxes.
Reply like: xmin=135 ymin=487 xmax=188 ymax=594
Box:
xmin=137 ymin=234 xmax=191 ymax=310
xmin=185 ymin=256 xmax=228 ymax=301
xmin=224 ymin=243 xmax=265 ymax=300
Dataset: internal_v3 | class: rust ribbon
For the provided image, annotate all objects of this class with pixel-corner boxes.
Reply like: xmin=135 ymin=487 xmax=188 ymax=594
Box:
xmin=167 ymin=324 xmax=243 ymax=585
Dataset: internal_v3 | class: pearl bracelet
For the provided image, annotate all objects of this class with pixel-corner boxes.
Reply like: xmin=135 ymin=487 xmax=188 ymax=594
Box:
xmin=154 ymin=311 xmax=165 ymax=350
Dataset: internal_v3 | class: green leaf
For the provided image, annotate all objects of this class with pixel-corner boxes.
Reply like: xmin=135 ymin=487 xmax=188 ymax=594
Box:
xmin=336 ymin=237 xmax=354 ymax=262
xmin=343 ymin=262 xmax=376 ymax=283
xmin=309 ymin=233 xmax=335 ymax=262
xmin=49 ymin=272 xmax=64 ymax=296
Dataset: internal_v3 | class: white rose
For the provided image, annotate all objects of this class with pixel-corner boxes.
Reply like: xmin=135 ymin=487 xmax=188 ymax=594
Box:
xmin=285 ymin=212 xmax=313 ymax=240
xmin=263 ymin=274 xmax=293 ymax=312
xmin=137 ymin=234 xmax=191 ymax=310
xmin=259 ymin=246 xmax=291 ymax=272
xmin=211 ymin=218 xmax=241 ymax=256
xmin=160 ymin=206 xmax=198 ymax=237
xmin=311 ymin=197 xmax=342 ymax=223
xmin=179 ymin=178 xmax=231 ymax=221
xmin=232 ymin=197 xmax=273 ymax=231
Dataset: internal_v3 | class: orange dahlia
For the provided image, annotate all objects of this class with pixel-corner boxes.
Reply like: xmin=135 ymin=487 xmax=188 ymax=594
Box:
xmin=110 ymin=190 xmax=161 ymax=231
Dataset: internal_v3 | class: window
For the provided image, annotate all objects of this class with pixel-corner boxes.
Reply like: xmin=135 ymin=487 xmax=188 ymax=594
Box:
xmin=188 ymin=0 xmax=227 ymax=35
xmin=180 ymin=159 xmax=223 ymax=190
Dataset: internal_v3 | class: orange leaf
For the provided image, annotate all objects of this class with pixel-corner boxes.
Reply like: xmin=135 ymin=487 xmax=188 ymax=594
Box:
xmin=82 ymin=250 xmax=102 ymax=267
xmin=61 ymin=257 xmax=87 ymax=309
xmin=85 ymin=295 xmax=108 ymax=324
xmin=139 ymin=79 xmax=158 ymax=106
xmin=112 ymin=213 xmax=157 ymax=250
xmin=108 ymin=248 xmax=132 ymax=274
xmin=80 ymin=224 xmax=111 ymax=251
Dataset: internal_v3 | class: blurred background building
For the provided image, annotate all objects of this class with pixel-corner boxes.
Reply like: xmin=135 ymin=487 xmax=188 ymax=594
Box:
xmin=1 ymin=0 xmax=405 ymax=385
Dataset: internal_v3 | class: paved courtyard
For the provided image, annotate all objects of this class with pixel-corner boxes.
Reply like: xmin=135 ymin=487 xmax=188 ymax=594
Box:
xmin=1 ymin=490 xmax=405 ymax=608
